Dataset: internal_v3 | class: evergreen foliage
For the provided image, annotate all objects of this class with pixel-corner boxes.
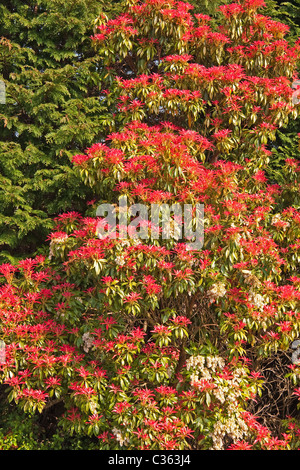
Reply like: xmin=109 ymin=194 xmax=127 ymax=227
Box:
xmin=263 ymin=0 xmax=300 ymax=189
xmin=0 ymin=0 xmax=121 ymax=263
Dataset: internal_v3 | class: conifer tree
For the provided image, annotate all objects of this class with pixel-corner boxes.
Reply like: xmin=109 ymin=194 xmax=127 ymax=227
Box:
xmin=0 ymin=0 xmax=121 ymax=263
xmin=262 ymin=0 xmax=300 ymax=190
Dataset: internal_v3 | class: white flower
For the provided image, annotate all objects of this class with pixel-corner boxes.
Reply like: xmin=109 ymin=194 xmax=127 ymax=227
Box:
xmin=115 ymin=255 xmax=125 ymax=266
xmin=112 ymin=427 xmax=129 ymax=447
xmin=207 ymin=282 xmax=227 ymax=302
xmin=82 ymin=332 xmax=93 ymax=353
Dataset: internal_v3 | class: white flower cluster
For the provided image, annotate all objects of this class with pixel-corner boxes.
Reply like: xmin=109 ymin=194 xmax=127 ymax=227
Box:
xmin=112 ymin=427 xmax=129 ymax=447
xmin=248 ymin=290 xmax=266 ymax=311
xmin=207 ymin=282 xmax=227 ymax=303
xmin=211 ymin=410 xmax=249 ymax=450
xmin=186 ymin=355 xmax=225 ymax=382
xmin=115 ymin=255 xmax=125 ymax=266
xmin=186 ymin=355 xmax=254 ymax=450
xmin=242 ymin=269 xmax=261 ymax=288
xmin=82 ymin=332 xmax=94 ymax=353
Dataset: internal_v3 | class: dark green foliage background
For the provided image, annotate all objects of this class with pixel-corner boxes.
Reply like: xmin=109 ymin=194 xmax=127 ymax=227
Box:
xmin=0 ymin=0 xmax=122 ymax=263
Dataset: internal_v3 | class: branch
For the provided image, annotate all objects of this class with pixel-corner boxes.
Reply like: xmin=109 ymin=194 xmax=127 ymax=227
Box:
xmin=43 ymin=398 xmax=64 ymax=411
